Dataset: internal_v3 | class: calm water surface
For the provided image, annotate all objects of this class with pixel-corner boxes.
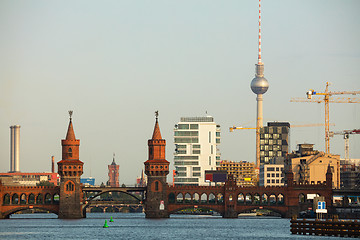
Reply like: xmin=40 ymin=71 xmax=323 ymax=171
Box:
xmin=0 ymin=213 xmax=348 ymax=240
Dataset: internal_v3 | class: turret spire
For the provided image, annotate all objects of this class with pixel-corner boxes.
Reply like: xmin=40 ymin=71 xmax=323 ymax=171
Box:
xmin=65 ymin=110 xmax=76 ymax=140
xmin=152 ymin=110 xmax=162 ymax=140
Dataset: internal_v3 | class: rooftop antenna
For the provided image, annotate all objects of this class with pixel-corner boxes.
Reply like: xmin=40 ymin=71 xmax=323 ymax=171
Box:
xmin=68 ymin=110 xmax=73 ymax=120
xmin=258 ymin=0 xmax=262 ymax=64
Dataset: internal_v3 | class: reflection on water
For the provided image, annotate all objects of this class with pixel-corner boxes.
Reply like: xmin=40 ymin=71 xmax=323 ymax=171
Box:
xmin=0 ymin=213 xmax=345 ymax=240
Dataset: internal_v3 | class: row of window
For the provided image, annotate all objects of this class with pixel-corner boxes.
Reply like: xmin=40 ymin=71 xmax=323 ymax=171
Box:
xmin=175 ymin=166 xmax=201 ymax=171
xmin=174 ymin=131 xmax=199 ymax=136
xmin=267 ymin=179 xmax=284 ymax=184
xmin=260 ymin=139 xmax=285 ymax=145
xmin=175 ymin=144 xmax=201 ymax=149
xmin=174 ymin=156 xmax=199 ymax=160
xmin=174 ymin=178 xmax=199 ymax=182
xmin=174 ymin=138 xmax=199 ymax=143
xmin=177 ymin=124 xmax=199 ymax=130
xmin=261 ymin=145 xmax=283 ymax=151
xmin=267 ymin=173 xmax=284 ymax=178
xmin=260 ymin=126 xmax=289 ymax=134
xmin=174 ymin=161 xmax=199 ymax=166
xmin=260 ymin=151 xmax=283 ymax=157
xmin=267 ymin=167 xmax=284 ymax=172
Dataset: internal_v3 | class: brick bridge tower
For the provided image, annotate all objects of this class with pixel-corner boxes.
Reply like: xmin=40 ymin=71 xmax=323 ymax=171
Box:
xmin=57 ymin=111 xmax=84 ymax=219
xmin=144 ymin=112 xmax=170 ymax=218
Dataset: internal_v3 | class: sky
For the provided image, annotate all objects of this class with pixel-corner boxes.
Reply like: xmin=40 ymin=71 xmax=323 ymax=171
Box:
xmin=0 ymin=0 xmax=359 ymax=185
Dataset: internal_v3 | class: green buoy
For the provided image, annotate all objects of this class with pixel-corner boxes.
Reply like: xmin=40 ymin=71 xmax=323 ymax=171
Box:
xmin=110 ymin=216 xmax=114 ymax=222
xmin=103 ymin=220 xmax=109 ymax=228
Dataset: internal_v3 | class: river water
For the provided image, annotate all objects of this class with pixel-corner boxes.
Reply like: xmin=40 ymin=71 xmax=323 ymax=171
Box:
xmin=0 ymin=213 xmax=347 ymax=240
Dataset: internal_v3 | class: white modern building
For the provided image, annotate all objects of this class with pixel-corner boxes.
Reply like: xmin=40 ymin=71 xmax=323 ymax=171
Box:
xmin=174 ymin=116 xmax=221 ymax=186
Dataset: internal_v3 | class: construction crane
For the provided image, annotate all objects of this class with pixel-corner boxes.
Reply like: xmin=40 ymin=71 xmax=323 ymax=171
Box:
xmin=291 ymin=82 xmax=360 ymax=154
xmin=329 ymin=129 xmax=360 ymax=160
xmin=229 ymin=123 xmax=333 ymax=132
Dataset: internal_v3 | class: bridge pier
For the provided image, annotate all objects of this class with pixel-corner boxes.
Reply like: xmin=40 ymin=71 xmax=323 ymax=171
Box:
xmin=223 ymin=208 xmax=238 ymax=218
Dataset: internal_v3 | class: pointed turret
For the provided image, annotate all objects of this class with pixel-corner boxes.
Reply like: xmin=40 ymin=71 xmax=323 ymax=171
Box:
xmin=65 ymin=119 xmax=76 ymax=140
xmin=146 ymin=111 xmax=168 ymax=163
xmin=152 ymin=118 xmax=162 ymax=140
xmin=61 ymin=111 xmax=80 ymax=161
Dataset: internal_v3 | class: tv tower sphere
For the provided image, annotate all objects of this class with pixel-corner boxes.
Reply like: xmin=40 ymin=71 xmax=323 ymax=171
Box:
xmin=251 ymin=74 xmax=269 ymax=95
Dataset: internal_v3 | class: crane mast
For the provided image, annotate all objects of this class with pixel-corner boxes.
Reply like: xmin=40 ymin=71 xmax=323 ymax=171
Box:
xmin=329 ymin=129 xmax=360 ymax=160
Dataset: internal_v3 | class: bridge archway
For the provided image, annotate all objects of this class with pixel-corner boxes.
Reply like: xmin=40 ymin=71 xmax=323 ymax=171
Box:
xmin=82 ymin=189 xmax=143 ymax=217
xmin=237 ymin=206 xmax=286 ymax=218
xmin=167 ymin=205 xmax=223 ymax=216
xmin=3 ymin=206 xmax=59 ymax=219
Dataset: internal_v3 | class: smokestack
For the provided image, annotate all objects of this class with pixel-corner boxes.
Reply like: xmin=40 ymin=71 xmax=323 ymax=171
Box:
xmin=10 ymin=125 xmax=21 ymax=172
xmin=51 ymin=156 xmax=55 ymax=173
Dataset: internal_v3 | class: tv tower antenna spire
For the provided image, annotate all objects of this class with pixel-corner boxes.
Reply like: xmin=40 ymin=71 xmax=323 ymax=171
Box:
xmin=258 ymin=0 xmax=262 ymax=64
xmin=251 ymin=0 xmax=269 ymax=168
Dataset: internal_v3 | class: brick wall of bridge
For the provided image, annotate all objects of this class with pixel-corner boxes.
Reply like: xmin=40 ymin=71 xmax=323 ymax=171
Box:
xmin=0 ymin=183 xmax=60 ymax=218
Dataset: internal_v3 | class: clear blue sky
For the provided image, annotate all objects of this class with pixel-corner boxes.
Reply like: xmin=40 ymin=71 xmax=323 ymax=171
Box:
xmin=0 ymin=0 xmax=359 ymax=185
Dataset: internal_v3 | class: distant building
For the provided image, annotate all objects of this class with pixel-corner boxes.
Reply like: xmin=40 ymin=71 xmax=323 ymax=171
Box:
xmin=108 ymin=154 xmax=119 ymax=187
xmin=259 ymin=164 xmax=284 ymax=187
xmin=136 ymin=170 xmax=147 ymax=187
xmin=0 ymin=172 xmax=59 ymax=186
xmin=285 ymin=144 xmax=340 ymax=189
xmin=173 ymin=116 xmax=221 ymax=186
xmin=217 ymin=160 xmax=257 ymax=187
xmin=260 ymin=122 xmax=290 ymax=165
xmin=340 ymin=159 xmax=360 ymax=189
xmin=81 ymin=177 xmax=95 ymax=186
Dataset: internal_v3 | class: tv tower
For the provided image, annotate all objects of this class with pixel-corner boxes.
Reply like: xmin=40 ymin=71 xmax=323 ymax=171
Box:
xmin=250 ymin=0 xmax=269 ymax=168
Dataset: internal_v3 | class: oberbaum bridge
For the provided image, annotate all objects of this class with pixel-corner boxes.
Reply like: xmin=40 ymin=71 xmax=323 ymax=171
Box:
xmin=0 ymin=113 xmax=354 ymax=219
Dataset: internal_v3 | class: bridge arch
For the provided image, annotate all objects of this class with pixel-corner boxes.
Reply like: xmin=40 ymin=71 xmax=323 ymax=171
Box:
xmin=28 ymin=194 xmax=35 ymax=204
xmin=3 ymin=194 xmax=10 ymax=205
xmin=82 ymin=189 xmax=143 ymax=217
xmin=11 ymin=193 xmax=19 ymax=204
xmin=36 ymin=194 xmax=43 ymax=204
xmin=167 ymin=205 xmax=223 ymax=216
xmin=85 ymin=189 xmax=142 ymax=203
xmin=237 ymin=206 xmax=286 ymax=218
xmin=3 ymin=206 xmax=59 ymax=219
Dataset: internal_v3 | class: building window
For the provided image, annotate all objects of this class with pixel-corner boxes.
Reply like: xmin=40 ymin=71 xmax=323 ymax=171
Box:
xmin=193 ymin=150 xmax=200 ymax=154
xmin=216 ymin=132 xmax=220 ymax=137
xmin=155 ymin=181 xmax=159 ymax=191
xmin=209 ymin=132 xmax=211 ymax=143
xmin=193 ymin=167 xmax=201 ymax=171
xmin=178 ymin=124 xmax=189 ymax=129
xmin=174 ymin=131 xmax=198 ymax=136
xmin=190 ymin=124 xmax=198 ymax=129
xmin=211 ymin=145 xmax=213 ymax=154
xmin=267 ymin=167 xmax=275 ymax=171
xmin=68 ymin=148 xmax=72 ymax=157
xmin=209 ymin=156 xmax=211 ymax=165
xmin=66 ymin=181 xmax=74 ymax=191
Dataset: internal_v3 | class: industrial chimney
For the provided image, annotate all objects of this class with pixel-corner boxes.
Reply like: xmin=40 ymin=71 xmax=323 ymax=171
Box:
xmin=10 ymin=125 xmax=21 ymax=172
